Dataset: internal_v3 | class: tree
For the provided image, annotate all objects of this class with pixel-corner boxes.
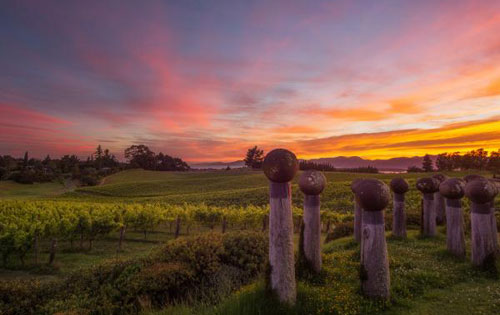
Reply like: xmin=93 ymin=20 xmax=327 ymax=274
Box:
xmin=124 ymin=145 xmax=156 ymax=170
xmin=244 ymin=146 xmax=264 ymax=169
xmin=407 ymin=166 xmax=423 ymax=173
xmin=436 ymin=153 xmax=452 ymax=171
xmin=488 ymin=149 xmax=500 ymax=176
xmin=23 ymin=152 xmax=29 ymax=169
xmin=422 ymin=154 xmax=433 ymax=172
xmin=95 ymin=145 xmax=103 ymax=170
xmin=156 ymin=152 xmax=190 ymax=171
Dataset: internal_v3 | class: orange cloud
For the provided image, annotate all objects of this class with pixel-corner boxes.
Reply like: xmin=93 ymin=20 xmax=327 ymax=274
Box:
xmin=290 ymin=116 xmax=500 ymax=160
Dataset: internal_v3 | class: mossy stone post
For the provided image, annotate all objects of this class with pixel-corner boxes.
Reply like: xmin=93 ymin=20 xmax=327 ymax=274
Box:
xmin=488 ymin=179 xmax=499 ymax=253
xmin=263 ymin=148 xmax=298 ymax=305
xmin=351 ymin=178 xmax=363 ymax=243
xmin=299 ymin=170 xmax=326 ymax=273
xmin=439 ymin=178 xmax=466 ymax=258
xmin=416 ymin=177 xmax=439 ymax=237
xmin=465 ymin=178 xmax=497 ymax=268
xmin=356 ymin=179 xmax=391 ymax=299
xmin=432 ymin=174 xmax=448 ymax=225
xmin=390 ymin=177 xmax=409 ymax=238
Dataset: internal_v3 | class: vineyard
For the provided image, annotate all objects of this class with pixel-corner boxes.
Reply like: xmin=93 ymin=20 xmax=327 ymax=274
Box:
xmin=0 ymin=200 xmax=353 ymax=269
xmin=1 ymin=169 xmax=499 ymax=314
xmin=0 ymin=169 xmax=492 ymax=273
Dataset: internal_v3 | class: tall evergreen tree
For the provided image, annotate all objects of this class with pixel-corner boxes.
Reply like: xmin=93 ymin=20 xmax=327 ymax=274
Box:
xmin=422 ymin=154 xmax=433 ymax=172
xmin=23 ymin=151 xmax=29 ymax=169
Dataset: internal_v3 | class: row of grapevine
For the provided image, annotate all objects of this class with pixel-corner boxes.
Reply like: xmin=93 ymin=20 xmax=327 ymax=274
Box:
xmin=0 ymin=200 xmax=353 ymax=266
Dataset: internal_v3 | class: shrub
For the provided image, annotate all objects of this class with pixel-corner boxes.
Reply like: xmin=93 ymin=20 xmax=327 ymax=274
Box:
xmin=80 ymin=175 xmax=100 ymax=186
xmin=325 ymin=221 xmax=354 ymax=243
xmin=0 ymin=231 xmax=268 ymax=314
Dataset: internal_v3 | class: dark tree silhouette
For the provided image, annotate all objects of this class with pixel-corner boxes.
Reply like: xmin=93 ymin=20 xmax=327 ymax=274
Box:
xmin=124 ymin=145 xmax=156 ymax=169
xmin=422 ymin=154 xmax=433 ymax=172
xmin=244 ymin=146 xmax=264 ymax=169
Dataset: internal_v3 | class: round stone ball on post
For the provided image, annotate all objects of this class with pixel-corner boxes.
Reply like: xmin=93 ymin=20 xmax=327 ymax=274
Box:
xmin=390 ymin=177 xmax=409 ymax=238
xmin=439 ymin=178 xmax=466 ymax=258
xmin=416 ymin=178 xmax=440 ymax=237
xmin=298 ymin=170 xmax=326 ymax=273
xmin=351 ymin=178 xmax=364 ymax=243
xmin=356 ymin=179 xmax=391 ymax=300
xmin=263 ymin=148 xmax=298 ymax=305
xmin=432 ymin=174 xmax=448 ymax=225
xmin=465 ymin=178 xmax=498 ymax=269
xmin=464 ymin=174 xmax=484 ymax=183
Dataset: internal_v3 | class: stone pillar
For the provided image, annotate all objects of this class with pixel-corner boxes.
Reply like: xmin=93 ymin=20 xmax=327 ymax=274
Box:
xmin=465 ymin=178 xmax=497 ymax=269
xmin=356 ymin=179 xmax=391 ymax=300
xmin=439 ymin=178 xmax=466 ymax=258
xmin=432 ymin=174 xmax=448 ymax=225
xmin=299 ymin=170 xmax=326 ymax=273
xmin=390 ymin=177 xmax=409 ymax=238
xmin=263 ymin=148 xmax=298 ymax=305
xmin=488 ymin=179 xmax=499 ymax=253
xmin=416 ymin=177 xmax=440 ymax=237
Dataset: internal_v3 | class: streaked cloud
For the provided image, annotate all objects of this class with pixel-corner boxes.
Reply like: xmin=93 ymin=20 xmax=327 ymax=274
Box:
xmin=0 ymin=0 xmax=499 ymax=161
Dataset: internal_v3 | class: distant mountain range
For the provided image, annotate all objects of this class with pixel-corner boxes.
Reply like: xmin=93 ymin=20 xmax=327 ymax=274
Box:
xmin=190 ymin=156 xmax=436 ymax=171
xmin=305 ymin=156 xmax=436 ymax=171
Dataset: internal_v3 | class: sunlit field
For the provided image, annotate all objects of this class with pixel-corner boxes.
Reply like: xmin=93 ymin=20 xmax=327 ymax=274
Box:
xmin=1 ymin=169 xmax=499 ymax=314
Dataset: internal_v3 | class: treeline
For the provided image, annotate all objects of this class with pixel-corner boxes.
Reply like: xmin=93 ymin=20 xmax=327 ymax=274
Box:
xmin=0 ymin=144 xmax=190 ymax=185
xmin=299 ymin=161 xmax=378 ymax=173
xmin=124 ymin=144 xmax=190 ymax=171
xmin=407 ymin=148 xmax=500 ymax=174
xmin=0 ymin=145 xmax=121 ymax=186
xmin=299 ymin=161 xmax=336 ymax=171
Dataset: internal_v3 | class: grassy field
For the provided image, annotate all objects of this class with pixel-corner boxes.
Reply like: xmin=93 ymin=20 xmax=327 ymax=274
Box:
xmin=151 ymin=230 xmax=500 ymax=315
xmin=0 ymin=180 xmax=66 ymax=199
xmin=1 ymin=169 xmax=499 ymax=314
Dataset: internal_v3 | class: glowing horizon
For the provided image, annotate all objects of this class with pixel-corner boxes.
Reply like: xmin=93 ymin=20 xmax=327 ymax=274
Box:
xmin=1 ymin=0 xmax=500 ymax=163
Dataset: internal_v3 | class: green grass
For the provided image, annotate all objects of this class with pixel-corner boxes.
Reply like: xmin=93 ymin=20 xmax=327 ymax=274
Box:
xmin=2 ymin=169 xmax=499 ymax=314
xmin=67 ymin=169 xmax=493 ymax=209
xmin=0 ymin=180 xmax=66 ymax=199
xmin=147 ymin=229 xmax=500 ymax=315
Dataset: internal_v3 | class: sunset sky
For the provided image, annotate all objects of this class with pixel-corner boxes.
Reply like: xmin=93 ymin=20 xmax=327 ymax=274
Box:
xmin=1 ymin=0 xmax=500 ymax=162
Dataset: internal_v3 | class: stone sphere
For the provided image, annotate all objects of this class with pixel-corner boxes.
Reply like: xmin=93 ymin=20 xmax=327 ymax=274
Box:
xmin=299 ymin=170 xmax=326 ymax=195
xmin=465 ymin=178 xmax=497 ymax=204
xmin=463 ymin=174 xmax=484 ymax=183
xmin=439 ymin=178 xmax=465 ymax=199
xmin=355 ymin=179 xmax=390 ymax=212
xmin=351 ymin=178 xmax=364 ymax=193
xmin=432 ymin=174 xmax=448 ymax=184
xmin=489 ymin=179 xmax=499 ymax=196
xmin=390 ymin=177 xmax=409 ymax=194
xmin=416 ymin=177 xmax=440 ymax=194
xmin=262 ymin=149 xmax=298 ymax=183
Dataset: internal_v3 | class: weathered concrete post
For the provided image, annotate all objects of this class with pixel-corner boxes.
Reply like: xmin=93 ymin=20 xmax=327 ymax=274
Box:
xmin=390 ymin=177 xmax=409 ymax=238
xmin=351 ymin=178 xmax=364 ymax=243
xmin=356 ymin=179 xmax=391 ymax=299
xmin=263 ymin=148 xmax=298 ymax=305
xmin=488 ymin=179 xmax=499 ymax=253
xmin=432 ymin=174 xmax=448 ymax=225
xmin=465 ymin=178 xmax=498 ymax=269
xmin=439 ymin=178 xmax=466 ymax=258
xmin=416 ymin=177 xmax=439 ymax=237
xmin=298 ymin=170 xmax=326 ymax=273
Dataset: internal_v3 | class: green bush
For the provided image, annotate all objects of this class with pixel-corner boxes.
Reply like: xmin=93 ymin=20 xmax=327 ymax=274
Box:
xmin=0 ymin=231 xmax=268 ymax=315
